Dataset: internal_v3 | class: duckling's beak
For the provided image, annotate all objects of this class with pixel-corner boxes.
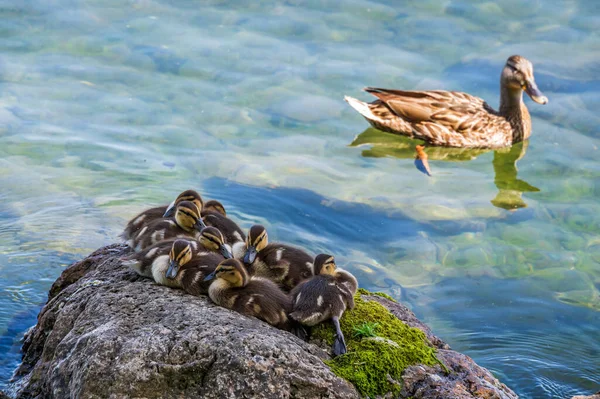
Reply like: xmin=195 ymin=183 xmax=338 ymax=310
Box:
xmin=203 ymin=271 xmax=216 ymax=282
xmin=243 ymin=246 xmax=257 ymax=264
xmin=524 ymin=79 xmax=548 ymax=105
xmin=166 ymin=260 xmax=179 ymax=279
xmin=194 ymin=218 xmax=207 ymax=231
xmin=163 ymin=200 xmax=176 ymax=218
xmin=220 ymin=245 xmax=233 ymax=259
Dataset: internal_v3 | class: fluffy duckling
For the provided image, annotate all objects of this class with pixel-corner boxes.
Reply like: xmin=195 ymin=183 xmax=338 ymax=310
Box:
xmin=289 ymin=254 xmax=358 ymax=356
xmin=241 ymin=225 xmax=314 ymax=291
xmin=203 ymin=200 xmax=227 ymax=216
xmin=123 ymin=189 xmax=203 ymax=240
xmin=123 ymin=238 xmax=223 ymax=294
xmin=122 ymin=226 xmax=232 ymax=277
xmin=166 ymin=239 xmax=224 ymax=296
xmin=129 ymin=200 xmax=206 ymax=252
xmin=202 ymin=200 xmax=246 ymax=255
xmin=204 ymin=258 xmax=291 ymax=330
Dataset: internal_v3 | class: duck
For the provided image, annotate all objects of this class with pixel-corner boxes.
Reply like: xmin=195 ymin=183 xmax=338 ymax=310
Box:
xmin=123 ymin=238 xmax=224 ymax=294
xmin=128 ymin=200 xmax=206 ymax=252
xmin=241 ymin=225 xmax=314 ymax=291
xmin=203 ymin=258 xmax=291 ymax=330
xmin=122 ymin=226 xmax=232 ymax=278
xmin=201 ymin=200 xmax=246 ymax=255
xmin=122 ymin=189 xmax=203 ymax=241
xmin=289 ymin=254 xmax=358 ymax=356
xmin=203 ymin=199 xmax=227 ymax=216
xmin=344 ymin=55 xmax=548 ymax=148
xmin=166 ymin=238 xmax=225 ymax=296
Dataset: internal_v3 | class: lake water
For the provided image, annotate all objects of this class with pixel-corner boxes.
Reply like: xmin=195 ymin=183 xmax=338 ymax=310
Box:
xmin=1 ymin=1 xmax=599 ymax=398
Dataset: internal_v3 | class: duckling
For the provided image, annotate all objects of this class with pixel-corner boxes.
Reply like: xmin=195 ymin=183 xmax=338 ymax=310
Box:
xmin=129 ymin=200 xmax=206 ymax=252
xmin=123 ymin=189 xmax=203 ymax=241
xmin=202 ymin=199 xmax=227 ymax=216
xmin=289 ymin=254 xmax=358 ymax=356
xmin=241 ymin=225 xmax=314 ymax=291
xmin=202 ymin=200 xmax=246 ymax=255
xmin=204 ymin=258 xmax=291 ymax=330
xmin=122 ymin=226 xmax=232 ymax=277
xmin=166 ymin=239 xmax=224 ymax=296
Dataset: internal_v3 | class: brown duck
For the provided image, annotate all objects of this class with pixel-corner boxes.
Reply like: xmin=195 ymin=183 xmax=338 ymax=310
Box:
xmin=345 ymin=55 xmax=548 ymax=148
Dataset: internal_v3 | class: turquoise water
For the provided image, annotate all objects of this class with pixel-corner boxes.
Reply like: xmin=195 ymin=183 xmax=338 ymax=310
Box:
xmin=1 ymin=0 xmax=599 ymax=397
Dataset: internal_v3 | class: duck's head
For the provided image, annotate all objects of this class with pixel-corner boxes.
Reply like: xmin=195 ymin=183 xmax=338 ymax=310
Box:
xmin=199 ymin=226 xmax=233 ymax=258
xmin=166 ymin=239 xmax=194 ymax=279
xmin=203 ymin=258 xmax=249 ymax=287
xmin=204 ymin=200 xmax=227 ymax=216
xmin=501 ymin=55 xmax=547 ymax=105
xmin=243 ymin=225 xmax=268 ymax=264
xmin=174 ymin=201 xmax=206 ymax=232
xmin=314 ymin=254 xmax=337 ymax=276
xmin=163 ymin=190 xmax=203 ymax=218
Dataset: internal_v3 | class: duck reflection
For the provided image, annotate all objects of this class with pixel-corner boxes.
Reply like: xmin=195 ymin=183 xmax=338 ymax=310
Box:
xmin=349 ymin=128 xmax=540 ymax=210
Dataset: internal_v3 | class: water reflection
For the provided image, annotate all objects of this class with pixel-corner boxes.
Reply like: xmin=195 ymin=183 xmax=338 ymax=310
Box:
xmin=349 ymin=129 xmax=540 ymax=210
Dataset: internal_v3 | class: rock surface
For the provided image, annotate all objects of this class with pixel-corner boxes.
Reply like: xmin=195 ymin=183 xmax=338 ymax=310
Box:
xmin=571 ymin=394 xmax=600 ymax=399
xmin=9 ymin=244 xmax=518 ymax=399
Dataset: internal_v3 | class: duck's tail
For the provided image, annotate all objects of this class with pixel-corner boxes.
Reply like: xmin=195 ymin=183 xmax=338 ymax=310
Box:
xmin=344 ymin=96 xmax=376 ymax=120
xmin=345 ymin=95 xmax=410 ymax=136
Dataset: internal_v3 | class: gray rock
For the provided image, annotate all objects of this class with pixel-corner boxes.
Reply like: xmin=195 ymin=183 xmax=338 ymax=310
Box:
xmin=9 ymin=244 xmax=518 ymax=399
xmin=12 ymin=244 xmax=357 ymax=399
xmin=571 ymin=394 xmax=600 ymax=399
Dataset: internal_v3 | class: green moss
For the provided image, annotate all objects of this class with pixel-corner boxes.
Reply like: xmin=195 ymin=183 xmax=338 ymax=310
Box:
xmin=313 ymin=291 xmax=443 ymax=398
xmin=357 ymin=287 xmax=397 ymax=302
xmin=352 ymin=322 xmax=379 ymax=338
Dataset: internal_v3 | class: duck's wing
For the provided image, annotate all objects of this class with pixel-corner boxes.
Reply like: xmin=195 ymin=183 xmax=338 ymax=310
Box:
xmin=365 ymin=88 xmax=507 ymax=147
xmin=366 ymin=88 xmax=489 ymax=131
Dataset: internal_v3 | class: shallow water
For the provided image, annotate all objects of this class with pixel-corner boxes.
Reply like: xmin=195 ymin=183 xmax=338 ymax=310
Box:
xmin=1 ymin=0 xmax=599 ymax=397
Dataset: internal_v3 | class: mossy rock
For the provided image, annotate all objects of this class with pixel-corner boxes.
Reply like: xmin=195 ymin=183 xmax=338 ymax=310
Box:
xmin=313 ymin=290 xmax=443 ymax=398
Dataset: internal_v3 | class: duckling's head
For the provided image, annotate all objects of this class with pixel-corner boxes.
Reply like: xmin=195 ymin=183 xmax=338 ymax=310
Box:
xmin=501 ymin=55 xmax=547 ymax=105
xmin=166 ymin=239 xmax=194 ymax=279
xmin=163 ymin=190 xmax=203 ymax=218
xmin=314 ymin=254 xmax=337 ymax=276
xmin=204 ymin=200 xmax=227 ymax=216
xmin=175 ymin=201 xmax=206 ymax=232
xmin=199 ymin=226 xmax=233 ymax=258
xmin=243 ymin=225 xmax=268 ymax=264
xmin=203 ymin=258 xmax=248 ymax=287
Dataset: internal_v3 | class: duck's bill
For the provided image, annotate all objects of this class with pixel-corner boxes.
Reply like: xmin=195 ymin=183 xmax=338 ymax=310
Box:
xmin=166 ymin=260 xmax=179 ymax=279
xmin=194 ymin=218 xmax=207 ymax=231
xmin=243 ymin=246 xmax=257 ymax=264
xmin=220 ymin=245 xmax=233 ymax=259
xmin=163 ymin=200 xmax=176 ymax=218
xmin=203 ymin=271 xmax=216 ymax=282
xmin=524 ymin=80 xmax=548 ymax=104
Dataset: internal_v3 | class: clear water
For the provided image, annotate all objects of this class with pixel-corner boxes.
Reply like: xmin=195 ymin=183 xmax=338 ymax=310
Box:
xmin=1 ymin=1 xmax=599 ymax=397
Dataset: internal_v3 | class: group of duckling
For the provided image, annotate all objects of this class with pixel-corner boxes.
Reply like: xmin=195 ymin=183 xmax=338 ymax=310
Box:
xmin=121 ymin=190 xmax=357 ymax=356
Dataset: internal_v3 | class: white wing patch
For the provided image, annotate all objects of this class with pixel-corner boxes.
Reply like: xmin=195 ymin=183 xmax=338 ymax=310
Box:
xmin=151 ymin=229 xmax=165 ymax=243
xmin=275 ymin=249 xmax=284 ymax=262
xmin=233 ymin=231 xmax=243 ymax=243
xmin=317 ymin=295 xmax=323 ymax=307
xmin=295 ymin=292 xmax=302 ymax=304
xmin=133 ymin=214 xmax=146 ymax=226
xmin=136 ymin=226 xmax=148 ymax=239
xmin=145 ymin=247 xmax=159 ymax=259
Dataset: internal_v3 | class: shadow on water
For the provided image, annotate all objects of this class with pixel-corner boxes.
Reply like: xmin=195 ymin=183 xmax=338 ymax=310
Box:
xmin=349 ymin=128 xmax=540 ymax=210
